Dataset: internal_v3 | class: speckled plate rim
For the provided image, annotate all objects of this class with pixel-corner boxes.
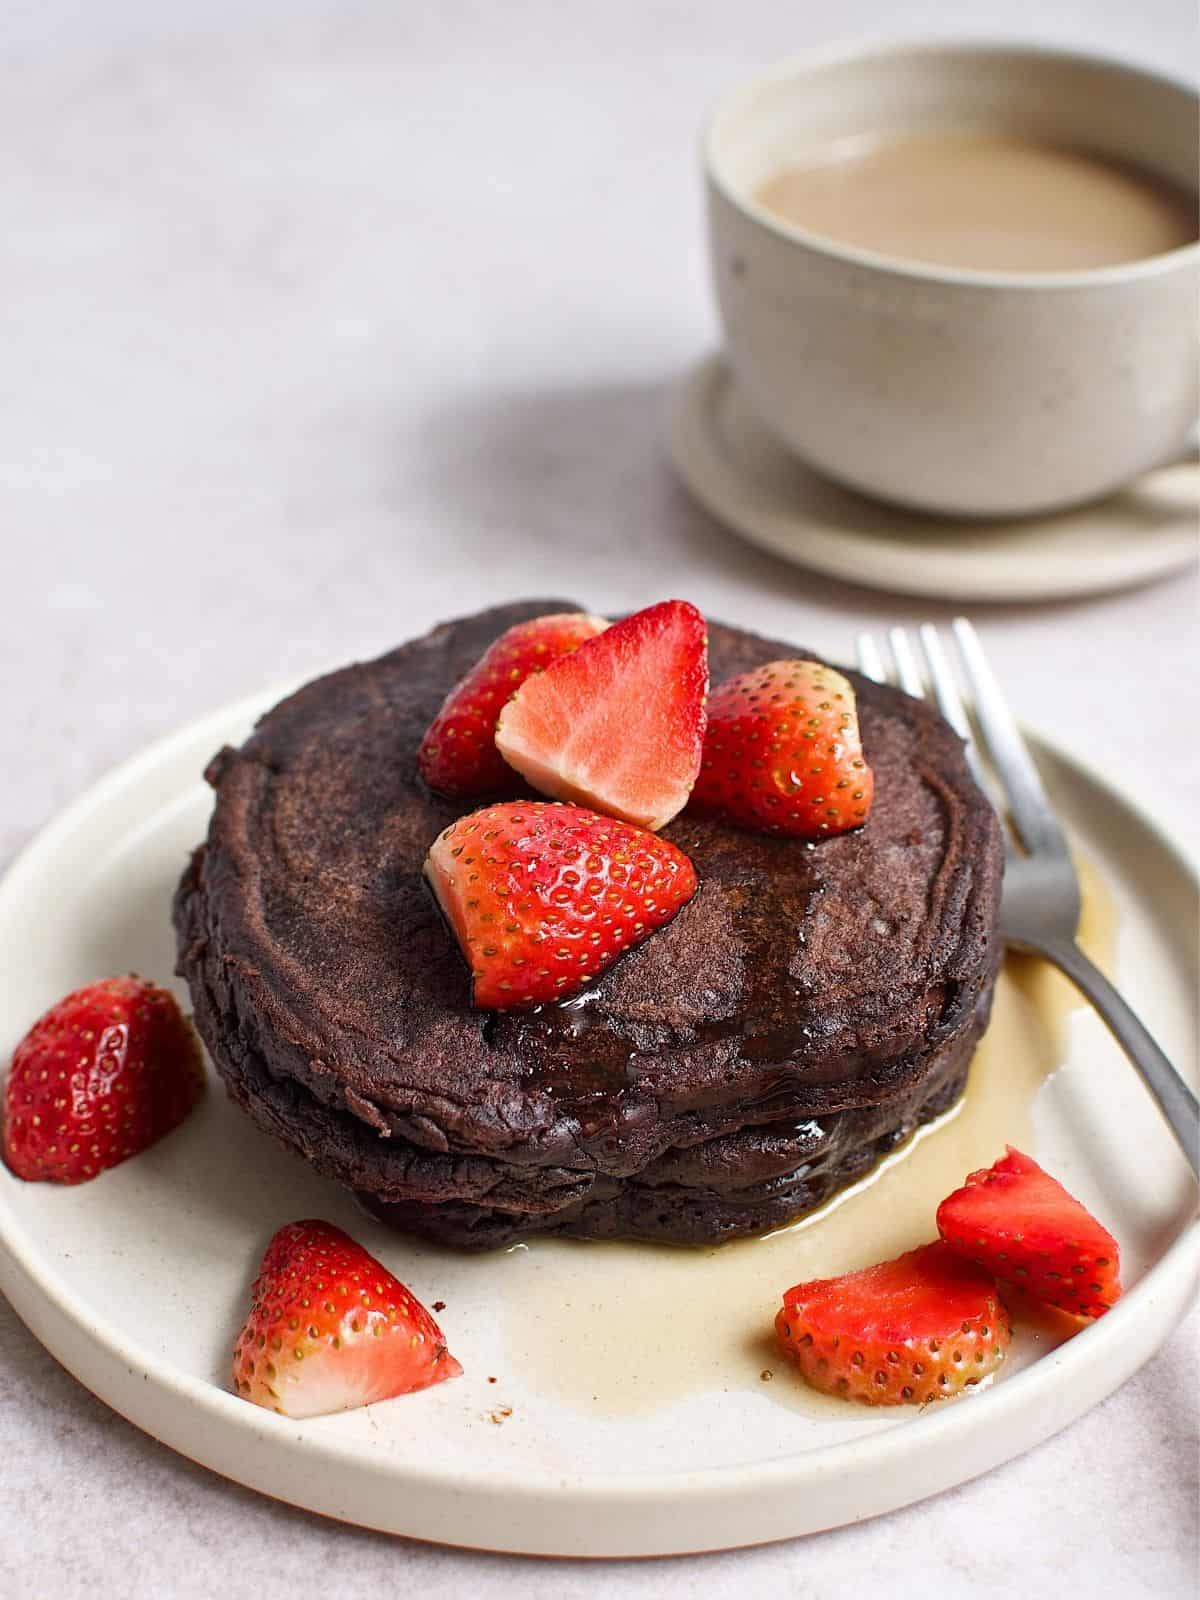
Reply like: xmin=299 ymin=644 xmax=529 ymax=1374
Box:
xmin=0 ymin=682 xmax=1196 ymax=1557
xmin=669 ymin=354 xmax=1200 ymax=603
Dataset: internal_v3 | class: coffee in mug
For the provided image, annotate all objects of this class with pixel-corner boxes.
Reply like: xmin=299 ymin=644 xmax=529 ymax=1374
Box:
xmin=753 ymin=131 xmax=1199 ymax=273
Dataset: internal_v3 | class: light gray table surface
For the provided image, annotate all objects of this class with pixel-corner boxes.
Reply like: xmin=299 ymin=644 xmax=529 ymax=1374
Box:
xmin=1 ymin=3 xmax=1196 ymax=1595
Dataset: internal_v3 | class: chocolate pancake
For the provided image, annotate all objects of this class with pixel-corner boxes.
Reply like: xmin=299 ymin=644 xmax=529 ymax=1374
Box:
xmin=174 ymin=600 xmax=1003 ymax=1247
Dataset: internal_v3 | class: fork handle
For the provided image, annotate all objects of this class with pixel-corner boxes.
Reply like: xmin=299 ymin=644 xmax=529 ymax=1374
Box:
xmin=1037 ymin=939 xmax=1199 ymax=1179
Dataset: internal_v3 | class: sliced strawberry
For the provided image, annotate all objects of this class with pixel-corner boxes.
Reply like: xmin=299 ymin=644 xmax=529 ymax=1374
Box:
xmin=495 ymin=599 xmax=708 ymax=831
xmin=232 ymin=1219 xmax=461 ymax=1418
xmin=690 ymin=659 xmax=873 ymax=837
xmin=775 ymin=1241 xmax=1011 ymax=1405
xmin=424 ymin=800 xmax=697 ymax=1009
xmin=937 ymin=1147 xmax=1122 ymax=1319
xmin=418 ymin=611 xmax=608 ymax=797
xmin=2 ymin=977 xmax=205 ymax=1184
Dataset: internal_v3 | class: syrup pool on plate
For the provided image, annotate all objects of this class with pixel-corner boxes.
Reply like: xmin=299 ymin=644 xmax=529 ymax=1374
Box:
xmin=496 ymin=856 xmax=1116 ymax=1418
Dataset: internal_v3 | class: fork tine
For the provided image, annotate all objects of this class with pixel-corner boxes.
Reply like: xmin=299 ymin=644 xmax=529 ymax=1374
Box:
xmin=855 ymin=632 xmax=887 ymax=684
xmin=952 ymin=618 xmax=1070 ymax=858
xmin=916 ymin=624 xmax=995 ymax=804
xmin=888 ymin=628 xmax=925 ymax=698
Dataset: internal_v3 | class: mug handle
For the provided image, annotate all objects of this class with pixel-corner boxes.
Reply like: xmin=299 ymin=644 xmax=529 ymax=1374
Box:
xmin=1173 ymin=420 xmax=1200 ymax=464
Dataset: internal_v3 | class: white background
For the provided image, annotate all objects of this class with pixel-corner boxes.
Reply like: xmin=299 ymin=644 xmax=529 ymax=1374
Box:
xmin=0 ymin=2 xmax=1196 ymax=1595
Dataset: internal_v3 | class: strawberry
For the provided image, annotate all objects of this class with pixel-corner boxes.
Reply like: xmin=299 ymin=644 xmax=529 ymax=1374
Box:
xmin=775 ymin=1241 xmax=1011 ymax=1405
xmin=424 ymin=800 xmax=697 ymax=1009
xmin=232 ymin=1219 xmax=461 ymax=1418
xmin=418 ymin=611 xmax=608 ymax=797
xmin=690 ymin=659 xmax=873 ymax=837
xmin=495 ymin=599 xmax=708 ymax=831
xmin=937 ymin=1146 xmax=1122 ymax=1319
xmin=2 ymin=977 xmax=204 ymax=1184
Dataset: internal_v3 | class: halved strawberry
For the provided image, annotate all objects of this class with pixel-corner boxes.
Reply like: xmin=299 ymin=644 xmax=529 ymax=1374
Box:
xmin=937 ymin=1147 xmax=1122 ymax=1319
xmin=232 ymin=1219 xmax=461 ymax=1418
xmin=424 ymin=800 xmax=697 ymax=1009
xmin=2 ymin=977 xmax=205 ymax=1184
xmin=495 ymin=599 xmax=708 ymax=831
xmin=775 ymin=1241 xmax=1011 ymax=1405
xmin=418 ymin=611 xmax=608 ymax=797
xmin=690 ymin=659 xmax=873 ymax=837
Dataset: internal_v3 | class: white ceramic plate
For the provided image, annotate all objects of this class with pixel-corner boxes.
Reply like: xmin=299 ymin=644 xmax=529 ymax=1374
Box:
xmin=0 ymin=683 xmax=1196 ymax=1557
xmin=669 ymin=355 xmax=1200 ymax=602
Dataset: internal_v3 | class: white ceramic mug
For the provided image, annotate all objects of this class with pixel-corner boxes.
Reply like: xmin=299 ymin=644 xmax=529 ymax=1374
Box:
xmin=705 ymin=42 xmax=1200 ymax=519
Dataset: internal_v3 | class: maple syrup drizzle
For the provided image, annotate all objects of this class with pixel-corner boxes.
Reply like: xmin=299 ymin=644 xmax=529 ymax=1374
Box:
xmin=497 ymin=857 xmax=1116 ymax=1417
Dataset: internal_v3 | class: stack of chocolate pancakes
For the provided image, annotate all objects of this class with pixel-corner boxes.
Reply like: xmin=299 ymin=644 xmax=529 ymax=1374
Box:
xmin=174 ymin=601 xmax=1004 ymax=1249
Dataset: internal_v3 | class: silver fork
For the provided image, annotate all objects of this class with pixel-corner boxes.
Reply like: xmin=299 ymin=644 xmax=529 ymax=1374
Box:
xmin=857 ymin=617 xmax=1199 ymax=1178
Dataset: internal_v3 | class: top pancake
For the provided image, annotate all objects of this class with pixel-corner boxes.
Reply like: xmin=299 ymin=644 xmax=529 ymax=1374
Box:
xmin=175 ymin=601 xmax=1003 ymax=1174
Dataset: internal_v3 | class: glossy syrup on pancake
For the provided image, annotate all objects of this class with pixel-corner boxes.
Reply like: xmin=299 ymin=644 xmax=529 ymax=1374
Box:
xmin=494 ymin=856 xmax=1115 ymax=1418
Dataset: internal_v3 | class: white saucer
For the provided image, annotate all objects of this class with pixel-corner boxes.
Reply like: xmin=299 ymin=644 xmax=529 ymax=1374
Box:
xmin=669 ymin=355 xmax=1199 ymax=602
